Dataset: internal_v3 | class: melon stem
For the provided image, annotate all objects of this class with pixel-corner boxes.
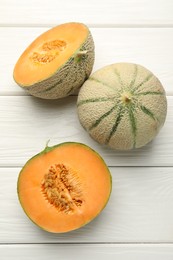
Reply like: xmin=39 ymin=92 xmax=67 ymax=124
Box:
xmin=124 ymin=96 xmax=131 ymax=103
xmin=75 ymin=50 xmax=88 ymax=62
xmin=77 ymin=50 xmax=88 ymax=55
xmin=45 ymin=139 xmax=50 ymax=148
xmin=43 ymin=139 xmax=51 ymax=153
xmin=121 ymin=93 xmax=132 ymax=104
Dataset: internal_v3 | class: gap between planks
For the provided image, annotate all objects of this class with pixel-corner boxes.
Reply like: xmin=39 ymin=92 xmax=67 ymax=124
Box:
xmin=0 ymin=23 xmax=173 ymax=28
xmin=1 ymin=242 xmax=173 ymax=245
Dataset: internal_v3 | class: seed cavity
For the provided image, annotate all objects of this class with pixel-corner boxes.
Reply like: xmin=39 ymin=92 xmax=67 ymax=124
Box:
xmin=30 ymin=40 xmax=67 ymax=64
xmin=31 ymin=52 xmax=57 ymax=64
xmin=42 ymin=40 xmax=67 ymax=51
xmin=41 ymin=164 xmax=83 ymax=214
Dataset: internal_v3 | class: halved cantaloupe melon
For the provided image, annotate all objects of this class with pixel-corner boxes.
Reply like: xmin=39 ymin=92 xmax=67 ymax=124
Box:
xmin=17 ymin=142 xmax=112 ymax=233
xmin=13 ymin=22 xmax=95 ymax=99
xmin=77 ymin=63 xmax=167 ymax=150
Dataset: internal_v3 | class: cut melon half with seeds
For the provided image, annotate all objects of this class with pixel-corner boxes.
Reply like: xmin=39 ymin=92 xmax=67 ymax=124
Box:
xmin=17 ymin=142 xmax=112 ymax=233
xmin=13 ymin=22 xmax=95 ymax=99
xmin=77 ymin=63 xmax=167 ymax=150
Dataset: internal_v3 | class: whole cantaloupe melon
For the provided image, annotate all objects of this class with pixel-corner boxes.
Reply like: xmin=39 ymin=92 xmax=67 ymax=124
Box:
xmin=13 ymin=22 xmax=94 ymax=99
xmin=77 ymin=63 xmax=167 ymax=150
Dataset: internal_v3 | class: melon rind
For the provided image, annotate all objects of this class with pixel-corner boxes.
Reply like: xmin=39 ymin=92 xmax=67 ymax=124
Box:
xmin=77 ymin=63 xmax=167 ymax=150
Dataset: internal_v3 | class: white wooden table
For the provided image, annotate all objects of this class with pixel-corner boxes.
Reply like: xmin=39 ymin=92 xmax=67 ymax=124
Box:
xmin=0 ymin=0 xmax=173 ymax=259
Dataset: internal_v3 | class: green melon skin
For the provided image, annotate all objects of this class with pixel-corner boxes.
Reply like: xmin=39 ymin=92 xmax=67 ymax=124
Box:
xmin=77 ymin=63 xmax=167 ymax=150
xmin=14 ymin=27 xmax=95 ymax=100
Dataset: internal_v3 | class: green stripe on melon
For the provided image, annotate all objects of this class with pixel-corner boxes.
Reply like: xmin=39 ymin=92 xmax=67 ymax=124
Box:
xmin=77 ymin=63 xmax=167 ymax=150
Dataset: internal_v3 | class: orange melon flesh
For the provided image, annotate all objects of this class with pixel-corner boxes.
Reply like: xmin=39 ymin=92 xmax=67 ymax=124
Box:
xmin=17 ymin=142 xmax=112 ymax=233
xmin=13 ymin=23 xmax=89 ymax=86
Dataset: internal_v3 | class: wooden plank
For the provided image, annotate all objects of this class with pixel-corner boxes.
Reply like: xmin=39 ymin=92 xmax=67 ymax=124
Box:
xmin=0 ymin=96 xmax=172 ymax=167
xmin=1 ymin=27 xmax=173 ymax=96
xmin=0 ymin=0 xmax=173 ymax=26
xmin=1 ymin=244 xmax=173 ymax=260
xmin=0 ymin=0 xmax=172 ymax=257
xmin=1 ymin=167 xmax=173 ymax=243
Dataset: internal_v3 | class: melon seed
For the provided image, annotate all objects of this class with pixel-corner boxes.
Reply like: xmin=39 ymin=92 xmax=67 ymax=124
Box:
xmin=42 ymin=40 xmax=67 ymax=51
xmin=31 ymin=52 xmax=57 ymax=64
xmin=41 ymin=164 xmax=83 ymax=214
xmin=31 ymin=40 xmax=67 ymax=64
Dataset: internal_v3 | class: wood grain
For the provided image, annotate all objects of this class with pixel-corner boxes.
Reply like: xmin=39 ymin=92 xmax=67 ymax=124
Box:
xmin=0 ymin=0 xmax=173 ymax=26
xmin=1 ymin=244 xmax=173 ymax=260
xmin=1 ymin=167 xmax=173 ymax=243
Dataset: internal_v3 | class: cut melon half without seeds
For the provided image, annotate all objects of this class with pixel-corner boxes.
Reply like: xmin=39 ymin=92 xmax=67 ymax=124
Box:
xmin=77 ymin=63 xmax=167 ymax=150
